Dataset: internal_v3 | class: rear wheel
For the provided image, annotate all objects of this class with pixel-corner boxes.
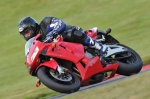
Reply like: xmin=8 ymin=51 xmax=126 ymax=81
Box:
xmin=101 ymin=35 xmax=142 ymax=76
xmin=114 ymin=44 xmax=143 ymax=76
xmin=37 ymin=66 xmax=81 ymax=93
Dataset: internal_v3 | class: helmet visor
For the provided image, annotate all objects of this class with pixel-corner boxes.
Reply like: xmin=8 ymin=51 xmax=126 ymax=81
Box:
xmin=21 ymin=29 xmax=32 ymax=37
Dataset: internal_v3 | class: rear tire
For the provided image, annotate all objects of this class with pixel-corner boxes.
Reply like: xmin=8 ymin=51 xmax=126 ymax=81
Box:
xmin=101 ymin=35 xmax=142 ymax=76
xmin=37 ymin=66 xmax=81 ymax=93
xmin=116 ymin=44 xmax=143 ymax=76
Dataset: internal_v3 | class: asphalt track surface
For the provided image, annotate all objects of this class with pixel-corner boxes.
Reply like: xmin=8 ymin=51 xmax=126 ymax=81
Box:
xmin=48 ymin=64 xmax=150 ymax=99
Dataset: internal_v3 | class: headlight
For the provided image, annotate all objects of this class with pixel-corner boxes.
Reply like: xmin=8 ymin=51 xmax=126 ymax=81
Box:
xmin=31 ymin=46 xmax=39 ymax=62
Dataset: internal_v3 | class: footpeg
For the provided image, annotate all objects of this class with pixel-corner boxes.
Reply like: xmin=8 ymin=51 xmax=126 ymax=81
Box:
xmin=100 ymin=57 xmax=107 ymax=67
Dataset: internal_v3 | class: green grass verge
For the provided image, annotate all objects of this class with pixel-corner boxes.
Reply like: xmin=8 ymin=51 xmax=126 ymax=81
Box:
xmin=0 ymin=0 xmax=150 ymax=99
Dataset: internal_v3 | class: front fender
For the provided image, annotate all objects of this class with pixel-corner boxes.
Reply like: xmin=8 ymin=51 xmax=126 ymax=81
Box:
xmin=36 ymin=59 xmax=58 ymax=72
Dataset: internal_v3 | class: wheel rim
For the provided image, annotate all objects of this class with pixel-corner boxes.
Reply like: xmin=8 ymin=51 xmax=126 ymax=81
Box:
xmin=49 ymin=69 xmax=72 ymax=82
xmin=119 ymin=51 xmax=137 ymax=64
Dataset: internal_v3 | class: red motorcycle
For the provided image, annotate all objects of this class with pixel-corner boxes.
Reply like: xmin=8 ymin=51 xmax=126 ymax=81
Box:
xmin=25 ymin=28 xmax=142 ymax=93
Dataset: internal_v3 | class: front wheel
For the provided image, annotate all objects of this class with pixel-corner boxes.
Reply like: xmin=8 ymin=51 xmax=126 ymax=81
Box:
xmin=37 ymin=66 xmax=81 ymax=93
xmin=115 ymin=44 xmax=143 ymax=76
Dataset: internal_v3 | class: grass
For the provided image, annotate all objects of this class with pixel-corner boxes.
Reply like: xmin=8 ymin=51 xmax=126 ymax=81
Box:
xmin=0 ymin=0 xmax=150 ymax=99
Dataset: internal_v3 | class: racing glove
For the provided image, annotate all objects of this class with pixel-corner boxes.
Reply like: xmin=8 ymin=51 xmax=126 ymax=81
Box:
xmin=44 ymin=30 xmax=58 ymax=42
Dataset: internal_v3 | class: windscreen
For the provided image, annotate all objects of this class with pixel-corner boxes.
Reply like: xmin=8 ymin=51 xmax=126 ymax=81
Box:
xmin=25 ymin=37 xmax=35 ymax=57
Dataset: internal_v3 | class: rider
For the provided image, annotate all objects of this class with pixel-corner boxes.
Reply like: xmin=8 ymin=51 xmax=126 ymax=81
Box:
xmin=18 ymin=16 xmax=107 ymax=54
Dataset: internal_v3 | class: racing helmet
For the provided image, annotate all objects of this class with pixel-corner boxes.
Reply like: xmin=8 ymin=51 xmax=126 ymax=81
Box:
xmin=18 ymin=16 xmax=39 ymax=41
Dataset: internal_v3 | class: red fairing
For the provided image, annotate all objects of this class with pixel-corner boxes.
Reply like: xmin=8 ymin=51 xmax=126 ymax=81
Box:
xmin=74 ymin=56 xmax=118 ymax=85
xmin=46 ymin=42 xmax=85 ymax=63
xmin=26 ymin=30 xmax=119 ymax=85
xmin=37 ymin=58 xmax=58 ymax=70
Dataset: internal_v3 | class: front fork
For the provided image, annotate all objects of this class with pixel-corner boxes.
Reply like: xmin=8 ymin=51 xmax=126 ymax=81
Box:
xmin=35 ymin=58 xmax=65 ymax=87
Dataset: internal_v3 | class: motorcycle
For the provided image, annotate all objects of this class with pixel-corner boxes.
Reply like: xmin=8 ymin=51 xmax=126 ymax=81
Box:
xmin=25 ymin=27 xmax=143 ymax=93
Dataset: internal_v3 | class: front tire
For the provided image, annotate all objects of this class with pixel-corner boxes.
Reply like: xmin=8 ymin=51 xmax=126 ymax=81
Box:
xmin=37 ymin=66 xmax=81 ymax=93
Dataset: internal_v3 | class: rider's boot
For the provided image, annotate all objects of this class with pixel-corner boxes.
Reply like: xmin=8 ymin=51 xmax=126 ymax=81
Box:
xmin=84 ymin=36 xmax=107 ymax=54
